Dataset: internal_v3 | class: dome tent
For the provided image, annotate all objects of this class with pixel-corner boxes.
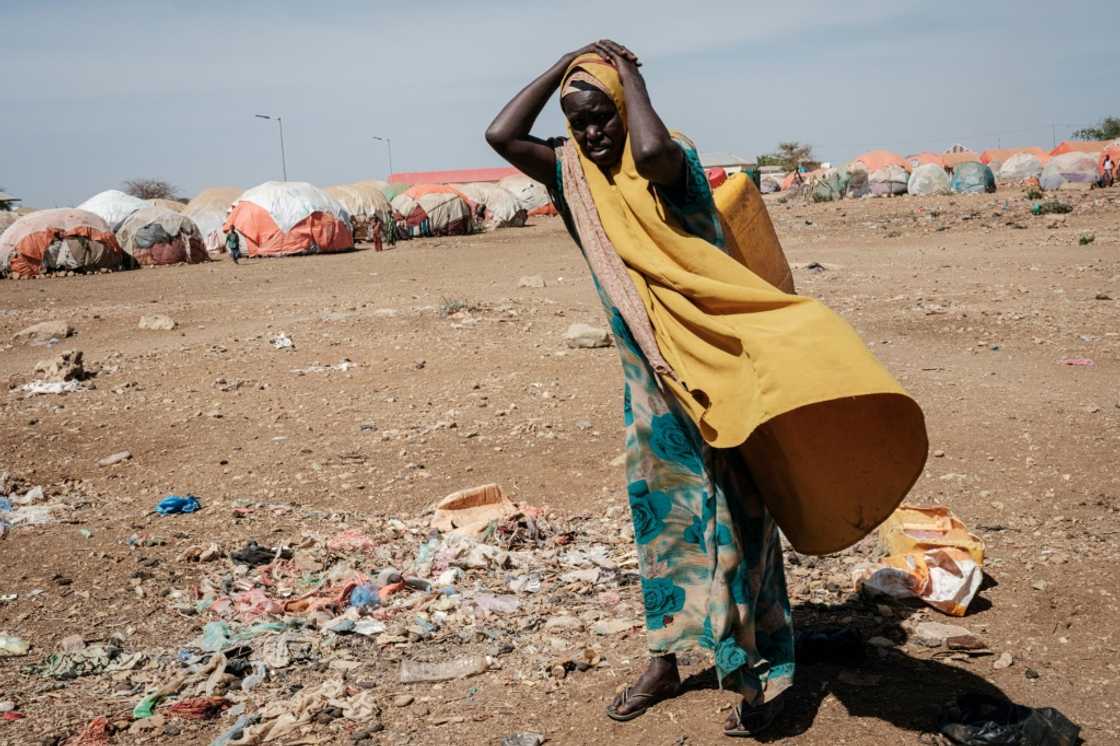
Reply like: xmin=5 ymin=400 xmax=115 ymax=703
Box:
xmin=810 ymin=169 xmax=849 ymax=202
xmin=324 ymin=183 xmax=394 ymax=242
xmin=77 ymin=190 xmax=149 ymax=229
xmin=116 ymin=207 xmax=208 ymax=266
xmin=942 ymin=150 xmax=981 ymax=169
xmin=184 ymin=187 xmax=241 ymax=254
xmin=950 ymin=162 xmax=996 ymax=194
xmin=224 ymin=181 xmax=353 ymax=257
xmin=1 ymin=208 xmax=125 ymax=278
xmin=908 ymin=152 xmax=946 ymax=169
xmin=1050 ymin=140 xmax=1109 ymax=157
xmin=980 ymin=147 xmax=1049 ymax=170
xmin=997 ymin=153 xmax=1045 ymax=183
xmin=498 ymin=174 xmax=554 ymax=215
xmin=907 ymin=163 xmax=951 ymax=196
xmin=380 ymin=183 xmax=411 ymax=202
xmin=148 ymin=199 xmax=186 ymax=213
xmin=1039 ymin=152 xmax=1099 ymax=191
xmin=390 ymin=185 xmax=473 ymax=237
xmin=869 ymin=165 xmax=909 ymax=196
xmin=455 ymin=183 xmax=527 ymax=231
xmin=848 ymin=150 xmax=910 ymax=175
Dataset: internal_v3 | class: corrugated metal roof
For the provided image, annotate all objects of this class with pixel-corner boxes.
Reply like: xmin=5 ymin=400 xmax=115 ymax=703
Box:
xmin=388 ymin=168 xmax=521 ymax=185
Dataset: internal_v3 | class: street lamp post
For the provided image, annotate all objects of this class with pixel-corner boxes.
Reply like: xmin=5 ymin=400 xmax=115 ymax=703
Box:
xmin=255 ymin=114 xmax=288 ymax=181
xmin=372 ymin=136 xmax=393 ymax=179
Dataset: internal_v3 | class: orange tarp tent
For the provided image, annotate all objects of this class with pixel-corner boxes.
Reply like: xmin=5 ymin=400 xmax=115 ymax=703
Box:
xmin=1050 ymin=140 xmax=1109 ymax=157
xmin=979 ymin=147 xmax=1050 ymax=166
xmin=943 ymin=151 xmax=981 ymax=169
xmin=0 ymin=209 xmax=124 ymax=278
xmin=223 ymin=182 xmax=353 ymax=258
xmin=908 ymin=152 xmax=946 ymax=169
xmin=849 ymin=150 xmax=910 ymax=173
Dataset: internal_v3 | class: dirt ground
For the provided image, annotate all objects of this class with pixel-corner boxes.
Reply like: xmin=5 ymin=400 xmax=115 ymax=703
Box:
xmin=1 ymin=187 xmax=1118 ymax=745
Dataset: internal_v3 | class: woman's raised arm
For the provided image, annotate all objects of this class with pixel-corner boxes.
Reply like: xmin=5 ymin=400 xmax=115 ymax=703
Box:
xmin=485 ymin=45 xmax=597 ymax=185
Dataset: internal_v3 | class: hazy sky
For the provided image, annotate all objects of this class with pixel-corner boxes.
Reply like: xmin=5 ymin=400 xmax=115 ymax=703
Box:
xmin=3 ymin=0 xmax=1117 ymax=207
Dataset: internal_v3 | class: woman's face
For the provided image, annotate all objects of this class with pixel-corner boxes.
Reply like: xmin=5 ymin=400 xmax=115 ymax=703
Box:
xmin=561 ymin=90 xmax=627 ymax=168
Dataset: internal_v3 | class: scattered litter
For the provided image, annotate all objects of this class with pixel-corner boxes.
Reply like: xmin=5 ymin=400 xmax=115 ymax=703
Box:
xmin=290 ymin=359 xmax=356 ymax=375
xmin=210 ymin=712 xmax=260 ymax=746
xmin=97 ymin=450 xmax=132 ymax=467
xmin=166 ymin=696 xmax=230 ymax=720
xmin=1057 ymin=358 xmax=1094 ymax=367
xmin=21 ymin=379 xmax=83 ymax=396
xmin=156 ymin=495 xmax=202 ymax=516
xmin=0 ymin=635 xmax=29 ymax=657
xmin=432 ymin=483 xmax=519 ymax=539
xmin=326 ymin=529 xmax=377 ymax=554
xmin=400 ymin=655 xmax=489 ymax=683
xmin=230 ymin=540 xmax=292 ymax=567
xmin=34 ymin=640 xmax=146 ymax=680
xmin=936 ymin=692 xmax=1079 ymax=746
xmin=502 ymin=733 xmax=546 ymax=746
xmin=67 ymin=715 xmax=111 ymax=746
xmin=859 ymin=505 xmax=984 ymax=616
xmin=269 ymin=334 xmax=294 ymax=350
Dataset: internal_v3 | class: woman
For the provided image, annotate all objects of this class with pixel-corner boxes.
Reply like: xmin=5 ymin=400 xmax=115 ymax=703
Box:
xmin=486 ymin=41 xmax=925 ymax=738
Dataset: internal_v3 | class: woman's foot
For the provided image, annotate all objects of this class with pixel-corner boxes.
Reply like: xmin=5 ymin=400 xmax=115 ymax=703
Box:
xmin=606 ymin=654 xmax=681 ymax=722
xmin=724 ymin=695 xmax=785 ymax=738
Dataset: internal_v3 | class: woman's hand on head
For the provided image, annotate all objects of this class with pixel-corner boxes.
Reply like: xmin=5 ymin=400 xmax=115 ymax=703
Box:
xmin=593 ymin=40 xmax=642 ymax=76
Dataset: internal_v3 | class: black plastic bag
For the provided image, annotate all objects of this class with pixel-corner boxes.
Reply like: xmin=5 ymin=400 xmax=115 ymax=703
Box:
xmin=938 ymin=693 xmax=1080 ymax=746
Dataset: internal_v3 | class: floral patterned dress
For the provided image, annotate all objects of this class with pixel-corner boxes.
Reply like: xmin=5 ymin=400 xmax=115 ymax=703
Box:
xmin=550 ymin=140 xmax=795 ymax=704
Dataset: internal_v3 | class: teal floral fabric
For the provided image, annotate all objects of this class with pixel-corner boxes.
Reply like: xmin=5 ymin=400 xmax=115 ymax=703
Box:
xmin=550 ymin=141 xmax=795 ymax=704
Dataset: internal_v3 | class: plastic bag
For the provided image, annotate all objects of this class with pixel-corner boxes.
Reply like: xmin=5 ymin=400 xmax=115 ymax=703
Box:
xmin=937 ymin=693 xmax=1080 ymax=746
xmin=860 ymin=505 xmax=985 ymax=616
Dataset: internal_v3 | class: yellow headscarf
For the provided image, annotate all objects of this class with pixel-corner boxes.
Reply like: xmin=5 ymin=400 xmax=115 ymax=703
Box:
xmin=560 ymin=54 xmax=929 ymax=554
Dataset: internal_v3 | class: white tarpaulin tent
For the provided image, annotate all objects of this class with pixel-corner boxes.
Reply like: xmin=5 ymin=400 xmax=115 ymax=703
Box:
xmin=907 ymin=163 xmax=951 ymax=196
xmin=497 ymin=174 xmax=552 ymax=214
xmin=456 ymin=183 xmax=527 ymax=231
xmin=184 ymin=187 xmax=241 ymax=253
xmin=76 ymin=190 xmax=149 ymax=229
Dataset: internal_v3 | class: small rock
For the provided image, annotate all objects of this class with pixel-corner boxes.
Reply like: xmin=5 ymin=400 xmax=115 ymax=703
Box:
xmin=59 ymin=634 xmax=85 ymax=653
xmin=97 ymin=451 xmax=132 ymax=467
xmin=564 ymin=323 xmax=611 ymax=349
xmin=518 ymin=275 xmax=546 ymax=289
xmin=993 ymin=652 xmax=1014 ymax=670
xmin=14 ymin=320 xmax=74 ymax=344
xmin=0 ymin=701 xmax=15 ymax=713
xmin=138 ymin=314 xmax=176 ymax=331
xmin=933 ymin=449 xmax=945 ymax=458
xmin=574 ymin=420 xmax=593 ymax=431
xmin=163 ymin=723 xmax=181 ymax=737
xmin=914 ymin=622 xmax=973 ymax=648
xmin=501 ymin=733 xmax=546 ymax=746
xmin=544 ymin=616 xmax=585 ymax=632
xmin=590 ymin=619 xmax=637 ymax=636
xmin=1025 ymin=667 xmax=1040 ymax=680
xmin=1031 ymin=580 xmax=1049 ymax=592
xmin=392 ymin=694 xmax=414 ymax=707
xmin=34 ymin=351 xmax=86 ymax=382
xmin=946 ymin=634 xmax=988 ymax=652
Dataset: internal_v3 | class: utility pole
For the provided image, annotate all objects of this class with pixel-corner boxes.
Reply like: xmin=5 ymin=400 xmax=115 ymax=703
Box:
xmin=255 ymin=114 xmax=288 ymax=181
xmin=372 ymin=136 xmax=393 ymax=179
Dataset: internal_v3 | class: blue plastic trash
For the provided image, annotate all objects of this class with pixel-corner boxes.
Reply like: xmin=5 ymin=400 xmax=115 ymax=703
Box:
xmin=0 ymin=498 xmax=11 ymax=512
xmin=156 ymin=495 xmax=201 ymax=515
xmin=349 ymin=583 xmax=380 ymax=610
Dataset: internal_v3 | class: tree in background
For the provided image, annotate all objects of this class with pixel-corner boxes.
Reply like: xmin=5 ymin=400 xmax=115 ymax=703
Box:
xmin=123 ymin=178 xmax=180 ymax=200
xmin=758 ymin=142 xmax=815 ymax=171
xmin=1073 ymin=117 xmax=1120 ymax=141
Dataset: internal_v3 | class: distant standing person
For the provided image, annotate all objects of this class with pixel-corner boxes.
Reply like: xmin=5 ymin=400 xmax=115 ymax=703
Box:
xmin=1101 ymin=154 xmax=1115 ymax=189
xmin=226 ymin=229 xmax=241 ymax=264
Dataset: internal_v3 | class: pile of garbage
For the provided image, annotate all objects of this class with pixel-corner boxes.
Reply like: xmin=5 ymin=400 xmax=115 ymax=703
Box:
xmin=0 ymin=472 xmax=68 ymax=536
xmin=22 ymin=485 xmax=642 ymax=743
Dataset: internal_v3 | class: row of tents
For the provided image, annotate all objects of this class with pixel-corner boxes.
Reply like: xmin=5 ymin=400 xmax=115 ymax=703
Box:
xmin=759 ymin=140 xmax=1120 ymax=200
xmin=0 ymin=175 xmax=556 ymax=278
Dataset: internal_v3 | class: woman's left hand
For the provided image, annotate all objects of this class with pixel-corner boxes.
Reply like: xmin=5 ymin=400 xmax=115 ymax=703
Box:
xmin=594 ymin=39 xmax=642 ymax=77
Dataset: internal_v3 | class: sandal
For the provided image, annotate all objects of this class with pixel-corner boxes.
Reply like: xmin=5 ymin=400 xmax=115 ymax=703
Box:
xmin=606 ymin=683 xmax=680 ymax=722
xmin=724 ymin=696 xmax=785 ymax=738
